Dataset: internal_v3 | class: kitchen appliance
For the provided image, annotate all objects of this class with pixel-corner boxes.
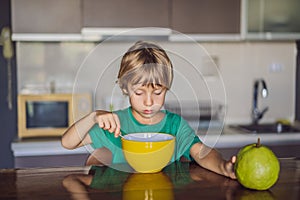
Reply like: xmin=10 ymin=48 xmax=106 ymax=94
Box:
xmin=17 ymin=93 xmax=92 ymax=138
xmin=164 ymin=101 xmax=224 ymax=133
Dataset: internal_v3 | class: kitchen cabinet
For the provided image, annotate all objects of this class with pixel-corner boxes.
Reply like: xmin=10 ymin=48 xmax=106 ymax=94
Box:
xmin=11 ymin=0 xmax=81 ymax=34
xmin=218 ymin=144 xmax=300 ymax=160
xmin=82 ymin=0 xmax=169 ymax=28
xmin=14 ymin=154 xmax=89 ymax=168
xmin=11 ymin=139 xmax=90 ymax=168
xmin=11 ymin=0 xmax=300 ymax=42
xmin=200 ymin=127 xmax=300 ymax=160
xmin=244 ymin=0 xmax=300 ymax=40
xmin=12 ymin=130 xmax=300 ymax=168
xmin=171 ymin=0 xmax=241 ymax=34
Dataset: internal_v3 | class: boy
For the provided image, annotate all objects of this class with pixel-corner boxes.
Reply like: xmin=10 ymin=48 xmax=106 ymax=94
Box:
xmin=61 ymin=41 xmax=236 ymax=179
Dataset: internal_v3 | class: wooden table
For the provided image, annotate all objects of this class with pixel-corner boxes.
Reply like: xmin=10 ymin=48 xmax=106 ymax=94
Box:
xmin=0 ymin=158 xmax=299 ymax=199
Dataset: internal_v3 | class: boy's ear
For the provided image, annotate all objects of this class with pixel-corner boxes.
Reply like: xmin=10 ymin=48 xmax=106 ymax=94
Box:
xmin=122 ymin=88 xmax=128 ymax=95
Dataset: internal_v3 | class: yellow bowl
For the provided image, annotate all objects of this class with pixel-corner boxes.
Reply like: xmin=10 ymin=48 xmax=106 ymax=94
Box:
xmin=121 ymin=133 xmax=175 ymax=173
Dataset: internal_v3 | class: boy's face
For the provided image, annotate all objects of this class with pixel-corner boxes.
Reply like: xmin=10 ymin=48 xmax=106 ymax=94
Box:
xmin=128 ymin=84 xmax=167 ymax=124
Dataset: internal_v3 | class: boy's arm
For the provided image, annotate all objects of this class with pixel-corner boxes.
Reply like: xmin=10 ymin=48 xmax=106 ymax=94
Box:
xmin=61 ymin=110 xmax=121 ymax=149
xmin=61 ymin=112 xmax=96 ymax=149
xmin=190 ymin=142 xmax=236 ymax=179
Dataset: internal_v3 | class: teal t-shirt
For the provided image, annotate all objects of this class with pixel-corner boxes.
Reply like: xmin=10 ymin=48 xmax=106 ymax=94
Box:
xmin=89 ymin=107 xmax=201 ymax=164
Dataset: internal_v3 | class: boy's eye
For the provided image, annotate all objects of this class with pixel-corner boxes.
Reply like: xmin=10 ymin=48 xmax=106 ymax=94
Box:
xmin=154 ymin=89 xmax=163 ymax=95
xmin=134 ymin=91 xmax=143 ymax=95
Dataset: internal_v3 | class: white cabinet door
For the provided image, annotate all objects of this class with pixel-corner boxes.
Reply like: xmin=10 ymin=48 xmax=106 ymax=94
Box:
xmin=246 ymin=0 xmax=300 ymax=40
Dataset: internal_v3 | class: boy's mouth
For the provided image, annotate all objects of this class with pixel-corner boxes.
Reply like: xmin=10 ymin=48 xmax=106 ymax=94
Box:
xmin=143 ymin=109 xmax=153 ymax=114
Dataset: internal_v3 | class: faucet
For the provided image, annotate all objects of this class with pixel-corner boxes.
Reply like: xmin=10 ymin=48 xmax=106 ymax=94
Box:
xmin=252 ymin=79 xmax=269 ymax=124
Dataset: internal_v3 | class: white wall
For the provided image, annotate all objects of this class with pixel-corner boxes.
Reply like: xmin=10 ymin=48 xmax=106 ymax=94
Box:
xmin=17 ymin=41 xmax=296 ymax=124
xmin=201 ymin=42 xmax=296 ymax=124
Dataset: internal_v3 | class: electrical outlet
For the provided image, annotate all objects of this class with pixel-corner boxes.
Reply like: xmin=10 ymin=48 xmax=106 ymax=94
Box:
xmin=269 ymin=63 xmax=284 ymax=73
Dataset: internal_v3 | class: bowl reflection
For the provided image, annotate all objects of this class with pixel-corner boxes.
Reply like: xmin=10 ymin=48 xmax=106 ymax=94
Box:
xmin=123 ymin=172 xmax=174 ymax=200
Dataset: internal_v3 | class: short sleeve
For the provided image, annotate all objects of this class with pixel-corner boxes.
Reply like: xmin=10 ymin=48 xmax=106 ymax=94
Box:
xmin=88 ymin=124 xmax=126 ymax=164
xmin=89 ymin=124 xmax=104 ymax=149
xmin=174 ymin=116 xmax=201 ymax=161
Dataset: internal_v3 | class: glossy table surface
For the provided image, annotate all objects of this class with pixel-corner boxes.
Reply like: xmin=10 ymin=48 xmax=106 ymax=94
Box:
xmin=0 ymin=158 xmax=299 ymax=200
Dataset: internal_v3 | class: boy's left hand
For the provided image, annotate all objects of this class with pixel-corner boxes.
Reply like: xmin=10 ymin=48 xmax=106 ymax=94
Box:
xmin=223 ymin=156 xmax=236 ymax=179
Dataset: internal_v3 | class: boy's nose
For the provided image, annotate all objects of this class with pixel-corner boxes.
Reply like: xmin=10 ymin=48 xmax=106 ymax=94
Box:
xmin=144 ymin=95 xmax=153 ymax=106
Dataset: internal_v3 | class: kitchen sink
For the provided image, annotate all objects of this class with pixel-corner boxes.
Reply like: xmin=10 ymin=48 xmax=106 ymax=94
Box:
xmin=230 ymin=123 xmax=300 ymax=134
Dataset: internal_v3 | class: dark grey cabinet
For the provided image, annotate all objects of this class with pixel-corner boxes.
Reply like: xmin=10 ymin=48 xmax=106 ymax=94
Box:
xmin=12 ymin=0 xmax=299 ymax=40
xmin=11 ymin=0 xmax=242 ymax=39
xmin=171 ymin=0 xmax=241 ymax=34
xmin=82 ymin=0 xmax=170 ymax=28
xmin=14 ymin=154 xmax=89 ymax=168
xmin=11 ymin=0 xmax=82 ymax=33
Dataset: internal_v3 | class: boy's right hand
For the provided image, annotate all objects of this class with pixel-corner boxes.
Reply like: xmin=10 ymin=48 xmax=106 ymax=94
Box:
xmin=93 ymin=110 xmax=121 ymax=137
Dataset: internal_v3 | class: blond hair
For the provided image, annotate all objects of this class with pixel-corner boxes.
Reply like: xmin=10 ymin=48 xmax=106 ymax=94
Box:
xmin=118 ymin=41 xmax=173 ymax=94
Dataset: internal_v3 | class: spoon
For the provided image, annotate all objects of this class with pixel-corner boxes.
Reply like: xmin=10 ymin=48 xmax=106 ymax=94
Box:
xmin=118 ymin=130 xmax=125 ymax=138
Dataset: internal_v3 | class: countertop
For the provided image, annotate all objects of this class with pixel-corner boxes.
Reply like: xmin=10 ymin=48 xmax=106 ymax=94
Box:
xmin=11 ymin=126 xmax=300 ymax=157
xmin=11 ymin=138 xmax=92 ymax=157
xmin=0 ymin=158 xmax=299 ymax=199
xmin=199 ymin=126 xmax=300 ymax=148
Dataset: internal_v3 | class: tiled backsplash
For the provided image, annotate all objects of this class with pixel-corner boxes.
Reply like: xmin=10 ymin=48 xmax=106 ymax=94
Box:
xmin=17 ymin=41 xmax=296 ymax=124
